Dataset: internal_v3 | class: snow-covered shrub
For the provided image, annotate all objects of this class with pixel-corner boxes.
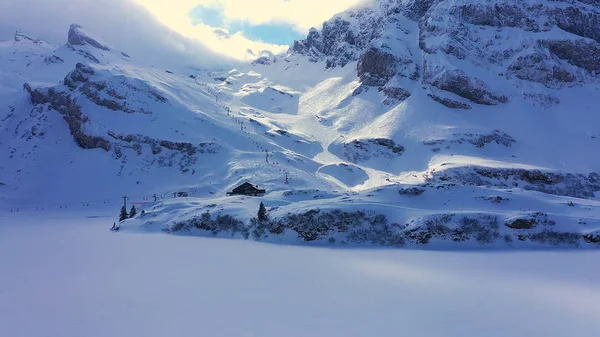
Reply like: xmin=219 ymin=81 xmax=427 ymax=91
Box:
xmin=405 ymin=214 xmax=454 ymax=244
xmin=506 ymin=218 xmax=537 ymax=229
xmin=347 ymin=221 xmax=406 ymax=247
xmin=249 ymin=209 xmax=401 ymax=244
xmin=505 ymin=212 xmax=555 ymax=229
xmin=162 ymin=207 xmax=588 ymax=248
xmin=479 ymin=195 xmax=510 ymax=203
xmin=167 ymin=221 xmax=188 ymax=233
xmin=583 ymin=233 xmax=600 ymax=245
xmin=405 ymin=215 xmax=500 ymax=244
xmin=398 ymin=187 xmax=425 ymax=196
xmin=527 ymin=230 xmax=580 ymax=246
xmin=168 ymin=211 xmax=248 ymax=238
xmin=285 ymin=209 xmax=337 ymax=241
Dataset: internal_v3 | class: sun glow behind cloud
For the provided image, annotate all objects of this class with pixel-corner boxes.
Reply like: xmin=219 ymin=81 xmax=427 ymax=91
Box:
xmin=134 ymin=0 xmax=364 ymax=60
xmin=0 ymin=0 xmax=365 ymax=64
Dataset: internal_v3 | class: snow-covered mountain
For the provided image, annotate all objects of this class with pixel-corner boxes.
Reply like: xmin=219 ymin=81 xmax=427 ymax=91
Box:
xmin=2 ymin=0 xmax=600 ymax=247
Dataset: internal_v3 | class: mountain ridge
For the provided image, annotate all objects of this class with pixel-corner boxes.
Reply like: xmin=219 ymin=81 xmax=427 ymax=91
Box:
xmin=285 ymin=0 xmax=600 ymax=106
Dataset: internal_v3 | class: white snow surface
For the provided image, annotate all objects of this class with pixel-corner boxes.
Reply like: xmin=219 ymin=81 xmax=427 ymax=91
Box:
xmin=1 ymin=213 xmax=599 ymax=337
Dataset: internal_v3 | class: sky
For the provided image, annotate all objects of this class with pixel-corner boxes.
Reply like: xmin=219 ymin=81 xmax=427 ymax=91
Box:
xmin=0 ymin=0 xmax=364 ymax=64
xmin=133 ymin=0 xmax=365 ymax=59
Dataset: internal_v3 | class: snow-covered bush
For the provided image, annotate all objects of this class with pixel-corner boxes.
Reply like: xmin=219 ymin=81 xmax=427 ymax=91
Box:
xmin=527 ymin=230 xmax=580 ymax=246
xmin=167 ymin=211 xmax=248 ymax=238
xmin=160 ymin=208 xmax=587 ymax=248
xmin=505 ymin=212 xmax=555 ymax=229
xmin=405 ymin=215 xmax=500 ymax=244
xmin=479 ymin=195 xmax=510 ymax=203
xmin=583 ymin=233 xmax=600 ymax=244
xmin=398 ymin=187 xmax=426 ymax=196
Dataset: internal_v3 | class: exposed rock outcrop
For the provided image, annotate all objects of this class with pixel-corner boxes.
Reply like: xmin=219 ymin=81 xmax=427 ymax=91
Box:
xmin=381 ymin=86 xmax=411 ymax=104
xmin=427 ymin=166 xmax=600 ymax=199
xmin=291 ymin=10 xmax=380 ymax=68
xmin=508 ymin=52 xmax=576 ymax=88
xmin=427 ymin=94 xmax=471 ymax=110
xmin=23 ymin=83 xmax=111 ymax=151
xmin=108 ymin=132 xmax=219 ymax=156
xmin=551 ymin=6 xmax=600 ymax=43
xmin=14 ymin=31 xmax=42 ymax=44
xmin=44 ymin=55 xmax=64 ymax=64
xmin=63 ymin=63 xmax=167 ymax=114
xmin=342 ymin=138 xmax=404 ymax=163
xmin=68 ymin=24 xmax=110 ymax=51
xmin=543 ymin=39 xmax=600 ymax=74
xmin=426 ymin=68 xmax=508 ymax=105
xmin=423 ymin=130 xmax=516 ymax=149
xmin=357 ymin=48 xmax=396 ymax=87
xmin=251 ymin=56 xmax=271 ymax=66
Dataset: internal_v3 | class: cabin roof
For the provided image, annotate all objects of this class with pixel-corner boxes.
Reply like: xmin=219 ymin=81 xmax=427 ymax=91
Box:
xmin=229 ymin=182 xmax=266 ymax=195
xmin=235 ymin=182 xmax=255 ymax=190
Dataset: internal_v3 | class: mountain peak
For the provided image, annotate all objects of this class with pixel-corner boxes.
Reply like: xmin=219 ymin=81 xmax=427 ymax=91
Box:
xmin=68 ymin=23 xmax=110 ymax=51
xmin=14 ymin=31 xmax=42 ymax=44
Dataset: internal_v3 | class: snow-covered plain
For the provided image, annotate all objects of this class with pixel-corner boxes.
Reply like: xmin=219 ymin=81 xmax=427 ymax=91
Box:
xmin=1 ymin=212 xmax=599 ymax=337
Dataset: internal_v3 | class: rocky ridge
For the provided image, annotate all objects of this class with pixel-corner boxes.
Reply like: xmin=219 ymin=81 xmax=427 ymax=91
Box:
xmin=288 ymin=0 xmax=600 ymax=107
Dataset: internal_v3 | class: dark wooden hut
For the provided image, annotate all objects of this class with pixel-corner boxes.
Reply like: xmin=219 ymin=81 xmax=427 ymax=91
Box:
xmin=226 ymin=182 xmax=266 ymax=196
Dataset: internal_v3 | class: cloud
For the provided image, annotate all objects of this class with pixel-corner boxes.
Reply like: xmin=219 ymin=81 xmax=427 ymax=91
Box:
xmin=0 ymin=0 xmax=240 ymax=69
xmin=188 ymin=0 xmax=366 ymax=32
xmin=133 ymin=0 xmax=293 ymax=60
xmin=213 ymin=29 xmax=231 ymax=40
xmin=190 ymin=5 xmax=305 ymax=45
xmin=182 ymin=23 xmax=290 ymax=60
xmin=0 ymin=0 xmax=367 ymax=62
xmin=133 ymin=0 xmax=365 ymax=59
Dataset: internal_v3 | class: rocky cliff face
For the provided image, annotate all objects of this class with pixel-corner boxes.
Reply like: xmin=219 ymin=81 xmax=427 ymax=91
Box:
xmin=63 ymin=63 xmax=168 ymax=114
xmin=14 ymin=31 xmax=42 ymax=44
xmin=22 ymin=76 xmax=219 ymax=174
xmin=68 ymin=24 xmax=110 ymax=51
xmin=289 ymin=0 xmax=600 ymax=107
xmin=23 ymin=82 xmax=112 ymax=152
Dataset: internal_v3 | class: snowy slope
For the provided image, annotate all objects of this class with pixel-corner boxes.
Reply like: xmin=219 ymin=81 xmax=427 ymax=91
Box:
xmin=0 ymin=25 xmax=338 ymax=207
xmin=2 ymin=0 xmax=600 ymax=248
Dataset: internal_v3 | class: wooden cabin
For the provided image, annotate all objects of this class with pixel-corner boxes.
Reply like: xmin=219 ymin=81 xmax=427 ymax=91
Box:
xmin=226 ymin=182 xmax=266 ymax=196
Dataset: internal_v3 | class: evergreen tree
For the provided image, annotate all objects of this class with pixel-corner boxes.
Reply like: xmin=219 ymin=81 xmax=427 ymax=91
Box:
xmin=257 ymin=202 xmax=268 ymax=222
xmin=130 ymin=205 xmax=137 ymax=218
xmin=119 ymin=205 xmax=128 ymax=222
